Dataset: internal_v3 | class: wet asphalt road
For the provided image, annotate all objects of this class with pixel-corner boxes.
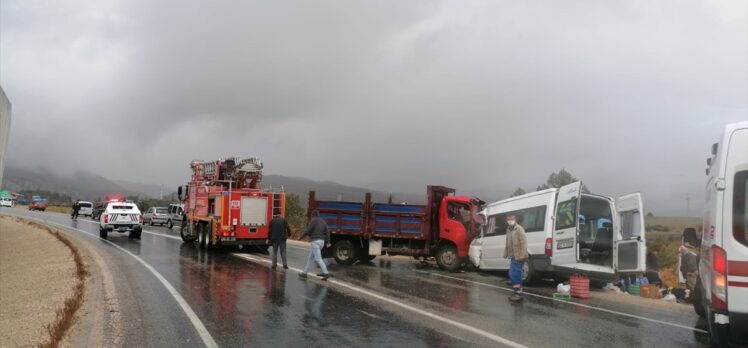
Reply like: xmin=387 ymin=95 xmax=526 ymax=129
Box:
xmin=2 ymin=208 xmax=712 ymax=348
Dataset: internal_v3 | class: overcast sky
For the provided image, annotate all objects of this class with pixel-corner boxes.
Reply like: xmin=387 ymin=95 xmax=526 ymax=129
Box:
xmin=1 ymin=0 xmax=746 ymax=216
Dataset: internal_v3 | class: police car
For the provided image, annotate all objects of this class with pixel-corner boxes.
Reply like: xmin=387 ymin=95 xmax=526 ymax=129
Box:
xmin=695 ymin=121 xmax=748 ymax=347
xmin=99 ymin=200 xmax=143 ymax=239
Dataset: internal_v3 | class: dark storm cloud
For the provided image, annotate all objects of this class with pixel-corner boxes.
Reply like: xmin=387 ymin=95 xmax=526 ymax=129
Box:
xmin=1 ymin=0 xmax=746 ymax=215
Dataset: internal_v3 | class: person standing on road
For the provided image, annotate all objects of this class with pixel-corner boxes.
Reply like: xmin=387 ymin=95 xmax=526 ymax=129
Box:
xmin=298 ymin=210 xmax=331 ymax=280
xmin=71 ymin=200 xmax=81 ymax=220
xmin=503 ymin=213 xmax=528 ymax=303
xmin=268 ymin=214 xmax=291 ymax=270
xmin=679 ymin=244 xmax=699 ymax=292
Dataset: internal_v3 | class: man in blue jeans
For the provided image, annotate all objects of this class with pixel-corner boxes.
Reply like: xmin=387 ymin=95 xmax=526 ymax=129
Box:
xmin=299 ymin=210 xmax=331 ymax=280
xmin=503 ymin=213 xmax=528 ymax=302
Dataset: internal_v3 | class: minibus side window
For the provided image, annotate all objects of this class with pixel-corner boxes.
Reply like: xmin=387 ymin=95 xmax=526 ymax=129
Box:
xmin=485 ymin=215 xmax=507 ymax=237
xmin=734 ymin=171 xmax=748 ymax=247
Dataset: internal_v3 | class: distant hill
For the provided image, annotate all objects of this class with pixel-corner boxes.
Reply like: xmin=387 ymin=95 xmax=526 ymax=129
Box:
xmin=1 ymin=165 xmax=157 ymax=201
xmin=262 ymin=174 xmax=425 ymax=207
xmin=1 ymin=165 xmax=425 ymax=206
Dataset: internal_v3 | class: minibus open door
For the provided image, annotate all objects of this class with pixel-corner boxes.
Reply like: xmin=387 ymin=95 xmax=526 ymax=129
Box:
xmin=613 ymin=193 xmax=646 ymax=273
xmin=551 ymin=182 xmax=583 ymax=269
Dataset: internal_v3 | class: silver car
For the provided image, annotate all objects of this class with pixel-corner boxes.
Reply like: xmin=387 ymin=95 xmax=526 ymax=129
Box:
xmin=144 ymin=206 xmax=169 ymax=226
xmin=166 ymin=203 xmax=184 ymax=230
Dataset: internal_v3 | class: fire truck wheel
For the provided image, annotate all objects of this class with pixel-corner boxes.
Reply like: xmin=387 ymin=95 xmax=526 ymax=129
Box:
xmin=333 ymin=240 xmax=358 ymax=265
xmin=180 ymin=224 xmax=196 ymax=243
xmin=99 ymin=227 xmax=107 ymax=239
xmin=436 ymin=244 xmax=461 ymax=271
xmin=198 ymin=223 xmax=212 ymax=249
xmin=197 ymin=223 xmax=206 ymax=249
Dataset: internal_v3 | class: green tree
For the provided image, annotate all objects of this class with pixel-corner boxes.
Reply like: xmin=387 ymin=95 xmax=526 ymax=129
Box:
xmin=284 ymin=193 xmax=306 ymax=238
xmin=536 ymin=169 xmax=590 ymax=193
xmin=510 ymin=187 xmax=527 ymax=197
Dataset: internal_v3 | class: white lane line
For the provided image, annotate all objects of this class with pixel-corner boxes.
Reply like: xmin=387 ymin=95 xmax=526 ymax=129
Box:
xmin=416 ymin=270 xmax=707 ymax=334
xmin=232 ymin=252 xmax=527 ymax=348
xmin=18 ymin=215 xmax=219 ymax=348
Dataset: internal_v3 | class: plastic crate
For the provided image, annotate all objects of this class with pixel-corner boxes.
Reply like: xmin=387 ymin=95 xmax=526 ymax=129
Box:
xmin=553 ymin=292 xmax=572 ymax=301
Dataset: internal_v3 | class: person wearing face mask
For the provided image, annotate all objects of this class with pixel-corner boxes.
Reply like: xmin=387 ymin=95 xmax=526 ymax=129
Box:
xmin=503 ymin=213 xmax=528 ymax=302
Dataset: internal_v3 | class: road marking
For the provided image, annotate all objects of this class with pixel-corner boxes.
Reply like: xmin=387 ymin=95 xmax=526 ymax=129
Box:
xmin=416 ymin=270 xmax=708 ymax=334
xmin=232 ymin=252 xmax=527 ymax=348
xmin=14 ymin=215 xmax=219 ymax=348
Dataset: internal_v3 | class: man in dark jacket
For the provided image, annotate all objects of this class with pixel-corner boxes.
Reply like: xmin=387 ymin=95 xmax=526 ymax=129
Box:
xmin=298 ymin=210 xmax=331 ymax=280
xmin=71 ymin=200 xmax=81 ymax=220
xmin=268 ymin=214 xmax=291 ymax=270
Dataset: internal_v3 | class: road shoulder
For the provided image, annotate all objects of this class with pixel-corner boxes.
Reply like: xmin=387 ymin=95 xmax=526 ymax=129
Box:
xmin=0 ymin=215 xmax=77 ymax=347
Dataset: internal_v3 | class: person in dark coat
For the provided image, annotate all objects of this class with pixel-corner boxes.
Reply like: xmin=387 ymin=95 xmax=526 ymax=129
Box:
xmin=71 ymin=200 xmax=81 ymax=220
xmin=268 ymin=214 xmax=291 ymax=270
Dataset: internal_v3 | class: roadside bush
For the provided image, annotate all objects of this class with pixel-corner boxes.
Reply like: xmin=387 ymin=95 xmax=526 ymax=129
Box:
xmin=660 ymin=267 xmax=679 ymax=289
xmin=646 ymin=224 xmax=671 ymax=232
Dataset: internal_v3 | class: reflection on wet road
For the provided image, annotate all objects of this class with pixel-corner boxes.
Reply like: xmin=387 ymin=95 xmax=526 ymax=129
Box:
xmin=4 ymin=209 xmax=710 ymax=348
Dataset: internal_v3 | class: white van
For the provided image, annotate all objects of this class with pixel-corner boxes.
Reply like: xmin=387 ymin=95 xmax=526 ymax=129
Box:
xmin=469 ymin=181 xmax=646 ymax=282
xmin=78 ymin=201 xmax=93 ymax=216
xmin=693 ymin=121 xmax=747 ymax=347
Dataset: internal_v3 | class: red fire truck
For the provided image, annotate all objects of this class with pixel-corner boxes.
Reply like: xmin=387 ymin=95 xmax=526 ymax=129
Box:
xmin=177 ymin=157 xmax=285 ymax=250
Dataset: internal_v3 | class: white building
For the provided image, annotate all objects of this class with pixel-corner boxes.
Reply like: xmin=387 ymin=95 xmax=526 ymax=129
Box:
xmin=0 ymin=86 xmax=12 ymax=187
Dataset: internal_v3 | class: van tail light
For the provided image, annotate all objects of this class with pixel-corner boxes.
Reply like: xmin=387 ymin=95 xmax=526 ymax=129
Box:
xmin=711 ymin=245 xmax=727 ymax=311
xmin=104 ymin=214 xmax=109 ymax=224
xmin=545 ymin=238 xmax=553 ymax=257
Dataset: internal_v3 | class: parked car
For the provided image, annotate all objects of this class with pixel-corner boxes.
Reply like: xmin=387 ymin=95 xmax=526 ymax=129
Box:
xmin=29 ymin=200 xmax=48 ymax=211
xmin=166 ymin=203 xmax=184 ymax=230
xmin=99 ymin=201 xmax=143 ymax=239
xmin=694 ymin=120 xmax=748 ymax=347
xmin=78 ymin=201 xmax=93 ymax=216
xmin=144 ymin=206 xmax=169 ymax=226
xmin=0 ymin=197 xmax=12 ymax=207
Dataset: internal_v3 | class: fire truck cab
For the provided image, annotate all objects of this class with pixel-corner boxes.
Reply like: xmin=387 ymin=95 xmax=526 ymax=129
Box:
xmin=177 ymin=157 xmax=285 ymax=250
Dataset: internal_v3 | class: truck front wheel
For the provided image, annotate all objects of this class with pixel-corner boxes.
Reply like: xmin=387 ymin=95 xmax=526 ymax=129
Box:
xmin=436 ymin=244 xmax=462 ymax=271
xmin=180 ymin=224 xmax=196 ymax=243
xmin=333 ymin=240 xmax=358 ymax=265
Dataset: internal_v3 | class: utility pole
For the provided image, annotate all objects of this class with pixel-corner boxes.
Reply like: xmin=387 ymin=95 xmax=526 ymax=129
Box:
xmin=160 ymin=185 xmax=164 ymax=200
xmin=686 ymin=193 xmax=691 ymax=217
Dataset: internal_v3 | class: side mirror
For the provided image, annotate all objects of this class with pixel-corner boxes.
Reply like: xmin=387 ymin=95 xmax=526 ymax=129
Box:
xmin=711 ymin=143 xmax=718 ymax=156
xmin=177 ymin=186 xmax=183 ymax=201
xmin=706 ymin=158 xmax=712 ymax=166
